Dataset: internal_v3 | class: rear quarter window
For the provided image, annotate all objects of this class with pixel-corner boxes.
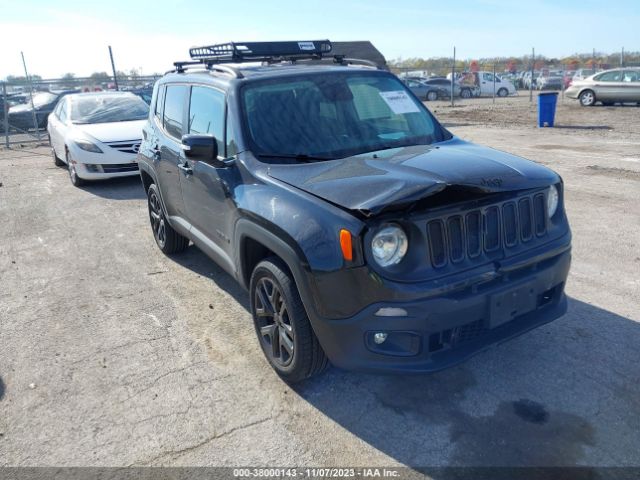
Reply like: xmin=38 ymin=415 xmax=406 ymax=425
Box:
xmin=163 ymin=85 xmax=187 ymax=139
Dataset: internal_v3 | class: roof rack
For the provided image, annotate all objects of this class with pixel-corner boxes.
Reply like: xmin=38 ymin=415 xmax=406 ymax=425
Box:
xmin=189 ymin=40 xmax=332 ymax=64
xmin=170 ymin=40 xmax=381 ymax=76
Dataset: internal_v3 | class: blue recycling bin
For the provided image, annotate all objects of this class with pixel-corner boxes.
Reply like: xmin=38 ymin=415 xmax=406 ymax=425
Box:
xmin=538 ymin=92 xmax=558 ymax=127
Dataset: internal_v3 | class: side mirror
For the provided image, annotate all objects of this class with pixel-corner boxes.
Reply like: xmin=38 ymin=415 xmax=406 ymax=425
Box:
xmin=181 ymin=134 xmax=219 ymax=163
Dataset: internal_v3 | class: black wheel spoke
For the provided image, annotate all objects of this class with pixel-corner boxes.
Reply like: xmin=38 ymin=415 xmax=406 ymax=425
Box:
xmin=253 ymin=274 xmax=295 ymax=368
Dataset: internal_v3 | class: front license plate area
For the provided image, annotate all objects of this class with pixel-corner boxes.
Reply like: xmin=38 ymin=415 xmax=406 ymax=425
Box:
xmin=489 ymin=281 xmax=537 ymax=329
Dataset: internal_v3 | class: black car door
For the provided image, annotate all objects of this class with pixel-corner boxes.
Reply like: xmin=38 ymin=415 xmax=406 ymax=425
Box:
xmin=179 ymin=85 xmax=236 ymax=274
xmin=156 ymin=84 xmax=188 ymax=221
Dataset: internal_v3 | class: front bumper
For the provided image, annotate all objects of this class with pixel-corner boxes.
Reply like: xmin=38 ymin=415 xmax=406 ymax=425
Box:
xmin=68 ymin=144 xmax=140 ymax=180
xmin=309 ymin=248 xmax=571 ymax=373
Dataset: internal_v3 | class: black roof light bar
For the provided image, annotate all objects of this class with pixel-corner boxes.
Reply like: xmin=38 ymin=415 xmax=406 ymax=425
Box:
xmin=189 ymin=40 xmax=333 ymax=64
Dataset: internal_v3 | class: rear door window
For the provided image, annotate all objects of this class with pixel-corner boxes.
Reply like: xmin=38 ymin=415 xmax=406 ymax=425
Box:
xmin=163 ymin=85 xmax=187 ymax=139
xmin=188 ymin=86 xmax=225 ymax=154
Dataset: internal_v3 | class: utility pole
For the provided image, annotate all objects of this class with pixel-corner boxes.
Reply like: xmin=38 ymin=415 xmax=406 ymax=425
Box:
xmin=621 ymin=47 xmax=625 ymax=68
xmin=592 ymin=48 xmax=596 ymax=74
xmin=109 ymin=45 xmax=119 ymax=91
xmin=2 ymin=83 xmax=9 ymax=148
xmin=493 ymin=63 xmax=496 ymax=104
xmin=529 ymin=47 xmax=534 ymax=102
xmin=451 ymin=46 xmax=455 ymax=107
xmin=21 ymin=51 xmax=40 ymax=140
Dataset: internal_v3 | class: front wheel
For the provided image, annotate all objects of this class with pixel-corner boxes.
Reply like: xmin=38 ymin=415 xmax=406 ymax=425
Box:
xmin=50 ymin=136 xmax=64 ymax=166
xmin=147 ymin=183 xmax=189 ymax=254
xmin=579 ymin=90 xmax=596 ymax=107
xmin=66 ymin=150 xmax=85 ymax=187
xmin=497 ymin=88 xmax=508 ymax=97
xmin=426 ymin=91 xmax=438 ymax=101
xmin=460 ymin=88 xmax=472 ymax=99
xmin=250 ymin=257 xmax=328 ymax=383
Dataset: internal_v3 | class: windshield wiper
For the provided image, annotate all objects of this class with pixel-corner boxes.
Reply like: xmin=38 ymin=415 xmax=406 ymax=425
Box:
xmin=256 ymin=152 xmax=333 ymax=162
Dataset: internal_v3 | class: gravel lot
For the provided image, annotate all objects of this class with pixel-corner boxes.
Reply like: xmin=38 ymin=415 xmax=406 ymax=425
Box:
xmin=1 ymin=96 xmax=639 ymax=471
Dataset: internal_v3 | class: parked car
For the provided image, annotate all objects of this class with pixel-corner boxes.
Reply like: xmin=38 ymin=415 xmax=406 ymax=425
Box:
xmin=563 ymin=71 xmax=576 ymax=89
xmin=537 ymin=72 xmax=564 ymax=90
xmin=401 ymin=78 xmax=445 ymax=101
xmin=565 ymin=67 xmax=640 ymax=106
xmin=131 ymin=87 xmax=154 ymax=105
xmin=137 ymin=40 xmax=571 ymax=382
xmin=47 ymin=92 xmax=149 ymax=186
xmin=572 ymin=68 xmax=598 ymax=82
xmin=468 ymin=71 xmax=516 ymax=97
xmin=7 ymin=90 xmax=78 ymax=131
xmin=422 ymin=78 xmax=477 ymax=99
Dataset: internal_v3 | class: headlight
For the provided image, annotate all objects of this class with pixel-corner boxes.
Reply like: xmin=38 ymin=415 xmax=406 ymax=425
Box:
xmin=371 ymin=224 xmax=408 ymax=267
xmin=74 ymin=139 xmax=103 ymax=154
xmin=547 ymin=184 xmax=559 ymax=218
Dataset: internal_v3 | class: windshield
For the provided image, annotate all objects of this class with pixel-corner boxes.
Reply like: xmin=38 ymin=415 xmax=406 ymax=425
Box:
xmin=71 ymin=95 xmax=149 ymax=124
xmin=32 ymin=92 xmax=58 ymax=108
xmin=241 ymin=72 xmax=449 ymax=160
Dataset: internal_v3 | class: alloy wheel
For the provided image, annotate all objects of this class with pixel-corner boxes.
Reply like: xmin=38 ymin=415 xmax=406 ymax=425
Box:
xmin=148 ymin=190 xmax=167 ymax=248
xmin=254 ymin=277 xmax=295 ymax=367
xmin=580 ymin=91 xmax=595 ymax=106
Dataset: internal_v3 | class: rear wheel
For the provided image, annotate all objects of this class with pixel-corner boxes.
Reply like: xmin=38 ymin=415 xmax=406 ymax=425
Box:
xmin=579 ymin=89 xmax=596 ymax=107
xmin=426 ymin=90 xmax=438 ymax=101
xmin=460 ymin=88 xmax=472 ymax=99
xmin=250 ymin=257 xmax=328 ymax=383
xmin=147 ymin=183 xmax=189 ymax=254
xmin=497 ymin=88 xmax=508 ymax=97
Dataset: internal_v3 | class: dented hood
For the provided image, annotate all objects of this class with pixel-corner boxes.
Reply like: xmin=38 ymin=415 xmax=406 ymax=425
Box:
xmin=266 ymin=138 xmax=559 ymax=216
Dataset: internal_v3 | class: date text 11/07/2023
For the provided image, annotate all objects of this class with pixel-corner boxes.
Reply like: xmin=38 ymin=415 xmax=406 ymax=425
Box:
xmin=232 ymin=468 xmax=401 ymax=478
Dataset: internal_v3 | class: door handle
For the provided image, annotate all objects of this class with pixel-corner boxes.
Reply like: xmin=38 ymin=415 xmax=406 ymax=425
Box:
xmin=178 ymin=163 xmax=193 ymax=175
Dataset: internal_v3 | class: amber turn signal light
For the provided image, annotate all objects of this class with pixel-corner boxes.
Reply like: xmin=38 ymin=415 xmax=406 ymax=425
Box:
xmin=339 ymin=229 xmax=353 ymax=261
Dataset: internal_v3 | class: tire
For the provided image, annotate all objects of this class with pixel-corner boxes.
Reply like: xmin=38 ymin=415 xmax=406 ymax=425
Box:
xmin=250 ymin=257 xmax=328 ymax=383
xmin=460 ymin=88 xmax=471 ymax=99
xmin=146 ymin=183 xmax=189 ymax=254
xmin=579 ymin=90 xmax=596 ymax=107
xmin=426 ymin=90 xmax=438 ymax=102
xmin=66 ymin=149 xmax=85 ymax=187
xmin=497 ymin=88 xmax=508 ymax=97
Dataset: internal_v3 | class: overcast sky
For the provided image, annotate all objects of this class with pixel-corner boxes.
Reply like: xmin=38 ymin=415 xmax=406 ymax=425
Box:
xmin=1 ymin=0 xmax=638 ymax=79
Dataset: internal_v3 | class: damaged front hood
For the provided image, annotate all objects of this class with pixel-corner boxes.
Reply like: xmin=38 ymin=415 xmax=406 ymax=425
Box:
xmin=266 ymin=138 xmax=560 ymax=216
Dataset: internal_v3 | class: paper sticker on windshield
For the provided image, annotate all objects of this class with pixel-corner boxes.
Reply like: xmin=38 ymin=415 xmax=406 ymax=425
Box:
xmin=379 ymin=91 xmax=420 ymax=114
xmin=298 ymin=41 xmax=316 ymax=51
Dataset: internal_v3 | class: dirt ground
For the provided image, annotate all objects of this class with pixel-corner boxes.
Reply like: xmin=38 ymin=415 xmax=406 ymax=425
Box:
xmin=0 ymin=96 xmax=639 ymax=473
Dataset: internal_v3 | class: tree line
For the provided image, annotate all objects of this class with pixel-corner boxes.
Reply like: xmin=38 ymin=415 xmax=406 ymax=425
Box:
xmin=388 ymin=50 xmax=640 ymax=75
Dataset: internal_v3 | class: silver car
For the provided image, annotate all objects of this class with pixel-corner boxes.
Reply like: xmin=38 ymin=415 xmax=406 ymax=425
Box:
xmin=565 ymin=68 xmax=640 ymax=106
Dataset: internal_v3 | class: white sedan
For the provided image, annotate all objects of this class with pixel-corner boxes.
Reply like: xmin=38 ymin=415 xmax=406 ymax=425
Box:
xmin=47 ymin=92 xmax=149 ymax=186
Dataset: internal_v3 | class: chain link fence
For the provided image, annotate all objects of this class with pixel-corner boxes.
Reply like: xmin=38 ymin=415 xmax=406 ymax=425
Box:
xmin=1 ymin=74 xmax=160 ymax=147
xmin=390 ymin=52 xmax=638 ymax=106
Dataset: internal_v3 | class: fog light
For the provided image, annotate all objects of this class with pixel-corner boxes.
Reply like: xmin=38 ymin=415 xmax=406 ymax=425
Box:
xmin=373 ymin=332 xmax=388 ymax=344
xmin=375 ymin=307 xmax=408 ymax=317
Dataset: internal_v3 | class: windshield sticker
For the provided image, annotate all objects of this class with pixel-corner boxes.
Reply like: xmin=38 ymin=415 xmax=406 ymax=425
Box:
xmin=379 ymin=91 xmax=420 ymax=114
xmin=298 ymin=41 xmax=316 ymax=51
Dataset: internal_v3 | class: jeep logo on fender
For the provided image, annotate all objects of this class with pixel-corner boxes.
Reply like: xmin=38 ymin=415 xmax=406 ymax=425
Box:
xmin=481 ymin=177 xmax=503 ymax=187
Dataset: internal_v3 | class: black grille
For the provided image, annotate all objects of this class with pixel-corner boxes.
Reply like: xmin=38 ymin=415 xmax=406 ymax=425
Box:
xmin=427 ymin=221 xmax=447 ymax=268
xmin=105 ymin=140 xmax=142 ymax=154
xmin=101 ymin=163 xmax=139 ymax=173
xmin=426 ymin=192 xmax=548 ymax=269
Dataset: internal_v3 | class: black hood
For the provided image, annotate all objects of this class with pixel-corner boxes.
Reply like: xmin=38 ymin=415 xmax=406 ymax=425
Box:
xmin=266 ymin=138 xmax=560 ymax=216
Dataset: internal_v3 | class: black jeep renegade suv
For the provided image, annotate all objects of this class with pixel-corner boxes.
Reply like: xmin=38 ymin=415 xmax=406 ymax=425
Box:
xmin=138 ymin=41 xmax=571 ymax=382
